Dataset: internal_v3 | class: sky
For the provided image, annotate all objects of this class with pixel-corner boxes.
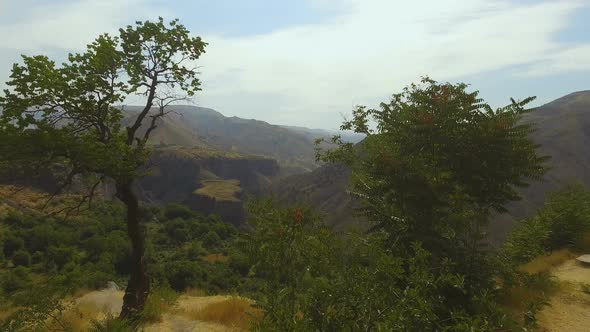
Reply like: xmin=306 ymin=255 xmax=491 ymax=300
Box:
xmin=0 ymin=0 xmax=589 ymax=129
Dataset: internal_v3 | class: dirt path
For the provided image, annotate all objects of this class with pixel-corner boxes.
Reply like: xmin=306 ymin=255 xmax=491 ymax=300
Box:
xmin=72 ymin=290 xmax=240 ymax=331
xmin=538 ymin=259 xmax=590 ymax=332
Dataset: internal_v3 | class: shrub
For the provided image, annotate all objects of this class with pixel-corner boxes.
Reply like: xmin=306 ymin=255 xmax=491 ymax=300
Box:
xmin=12 ymin=250 xmax=31 ymax=267
xmin=2 ymin=267 xmax=31 ymax=294
xmin=164 ymin=203 xmax=196 ymax=220
xmin=165 ymin=260 xmax=204 ymax=292
xmin=140 ymin=287 xmax=178 ymax=323
xmin=202 ymin=230 xmax=221 ymax=248
xmin=3 ymin=235 xmax=24 ymax=258
xmin=503 ymin=185 xmax=590 ymax=265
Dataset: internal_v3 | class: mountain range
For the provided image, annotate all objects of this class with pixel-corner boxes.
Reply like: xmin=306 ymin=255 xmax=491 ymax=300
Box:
xmin=1 ymin=91 xmax=589 ymax=240
xmin=123 ymin=105 xmax=363 ymax=176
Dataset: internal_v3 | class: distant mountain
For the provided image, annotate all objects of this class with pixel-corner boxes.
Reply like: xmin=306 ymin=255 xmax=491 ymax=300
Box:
xmin=280 ymin=125 xmax=365 ymax=144
xmin=273 ymin=91 xmax=590 ymax=242
xmin=123 ymin=105 xmax=348 ymax=175
xmin=489 ymin=90 xmax=590 ymax=242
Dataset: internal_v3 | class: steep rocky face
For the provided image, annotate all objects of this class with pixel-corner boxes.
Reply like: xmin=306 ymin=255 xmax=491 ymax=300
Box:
xmin=138 ymin=147 xmax=279 ymax=224
xmin=184 ymin=194 xmax=244 ymax=226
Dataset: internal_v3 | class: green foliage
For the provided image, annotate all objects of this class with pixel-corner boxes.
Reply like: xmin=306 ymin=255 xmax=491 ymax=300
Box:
xmin=3 ymin=234 xmax=24 ymax=258
xmin=503 ymin=184 xmax=590 ymax=265
xmin=0 ymin=201 xmax=241 ymax=319
xmin=318 ymin=77 xmax=546 ymax=252
xmin=306 ymin=78 xmax=550 ymax=330
xmin=0 ymin=17 xmax=207 ymax=318
xmin=243 ymin=201 xmax=515 ymax=331
xmin=89 ymin=314 xmax=134 ymax=332
xmin=0 ymin=283 xmax=73 ymax=332
xmin=139 ymin=287 xmax=179 ymax=324
xmin=1 ymin=267 xmax=32 ymax=295
xmin=11 ymin=250 xmax=31 ymax=267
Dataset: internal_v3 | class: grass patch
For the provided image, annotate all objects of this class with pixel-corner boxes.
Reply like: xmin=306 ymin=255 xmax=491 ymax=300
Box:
xmin=202 ymin=253 xmax=230 ymax=264
xmin=186 ymin=297 xmax=262 ymax=330
xmin=519 ymin=249 xmax=577 ymax=275
xmin=194 ymin=180 xmax=242 ymax=202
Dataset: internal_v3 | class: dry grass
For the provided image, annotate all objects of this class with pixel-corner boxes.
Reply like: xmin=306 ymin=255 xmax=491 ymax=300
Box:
xmin=518 ymin=249 xmax=577 ymax=275
xmin=185 ymin=297 xmax=262 ymax=330
xmin=202 ymin=253 xmax=230 ymax=263
xmin=0 ymin=306 xmax=19 ymax=322
xmin=0 ymin=184 xmax=85 ymax=217
xmin=195 ymin=180 xmax=242 ymax=202
xmin=184 ymin=288 xmax=209 ymax=297
xmin=0 ymin=185 xmax=49 ymax=209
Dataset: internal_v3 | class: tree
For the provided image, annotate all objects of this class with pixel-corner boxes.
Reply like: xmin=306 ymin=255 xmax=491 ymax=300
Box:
xmin=0 ymin=18 xmax=206 ymax=319
xmin=317 ymin=77 xmax=548 ymax=326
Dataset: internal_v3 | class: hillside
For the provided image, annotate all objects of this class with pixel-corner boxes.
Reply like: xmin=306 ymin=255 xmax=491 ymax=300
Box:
xmin=490 ymin=90 xmax=590 ymax=242
xmin=273 ymin=91 xmax=590 ymax=241
xmin=123 ymin=105 xmax=351 ymax=175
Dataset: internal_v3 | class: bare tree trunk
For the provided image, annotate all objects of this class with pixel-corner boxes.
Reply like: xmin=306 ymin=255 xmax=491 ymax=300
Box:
xmin=116 ymin=180 xmax=150 ymax=320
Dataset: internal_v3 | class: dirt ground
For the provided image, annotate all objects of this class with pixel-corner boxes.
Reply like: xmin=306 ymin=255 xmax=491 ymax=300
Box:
xmin=537 ymin=259 xmax=590 ymax=332
xmin=74 ymin=290 xmax=240 ymax=331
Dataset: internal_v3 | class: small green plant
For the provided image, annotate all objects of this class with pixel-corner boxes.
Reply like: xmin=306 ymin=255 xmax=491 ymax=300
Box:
xmin=139 ymin=287 xmax=179 ymax=323
xmin=89 ymin=314 xmax=134 ymax=332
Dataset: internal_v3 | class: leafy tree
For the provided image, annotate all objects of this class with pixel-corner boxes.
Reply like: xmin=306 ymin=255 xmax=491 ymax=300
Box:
xmin=0 ymin=18 xmax=206 ymax=318
xmin=315 ymin=77 xmax=548 ymax=329
xmin=319 ymin=78 xmax=546 ymax=276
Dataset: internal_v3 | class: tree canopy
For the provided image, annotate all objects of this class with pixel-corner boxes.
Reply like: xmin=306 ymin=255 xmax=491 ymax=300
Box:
xmin=0 ymin=17 xmax=206 ymax=319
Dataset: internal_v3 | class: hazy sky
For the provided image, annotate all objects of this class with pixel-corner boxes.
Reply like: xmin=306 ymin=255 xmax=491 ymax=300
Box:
xmin=0 ymin=0 xmax=589 ymax=129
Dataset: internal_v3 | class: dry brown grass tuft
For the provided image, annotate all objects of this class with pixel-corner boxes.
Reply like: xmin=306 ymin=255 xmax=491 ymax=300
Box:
xmin=518 ymin=249 xmax=577 ymax=275
xmin=186 ymin=297 xmax=262 ymax=330
xmin=202 ymin=253 xmax=230 ymax=264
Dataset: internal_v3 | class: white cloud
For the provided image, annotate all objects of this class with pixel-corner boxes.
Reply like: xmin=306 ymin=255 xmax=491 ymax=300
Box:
xmin=0 ymin=0 xmax=588 ymax=127
xmin=0 ymin=0 xmax=170 ymax=51
xmin=518 ymin=44 xmax=590 ymax=76
xmin=196 ymin=0 xmax=589 ymax=126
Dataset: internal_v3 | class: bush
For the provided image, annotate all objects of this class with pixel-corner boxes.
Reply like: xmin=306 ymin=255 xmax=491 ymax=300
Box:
xmin=164 ymin=203 xmax=196 ymax=220
xmin=140 ymin=287 xmax=178 ymax=323
xmin=3 ymin=235 xmax=24 ymax=258
xmin=165 ymin=260 xmax=204 ymax=292
xmin=202 ymin=230 xmax=221 ymax=248
xmin=2 ymin=267 xmax=31 ymax=294
xmin=503 ymin=185 xmax=590 ymax=265
xmin=12 ymin=250 xmax=31 ymax=267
